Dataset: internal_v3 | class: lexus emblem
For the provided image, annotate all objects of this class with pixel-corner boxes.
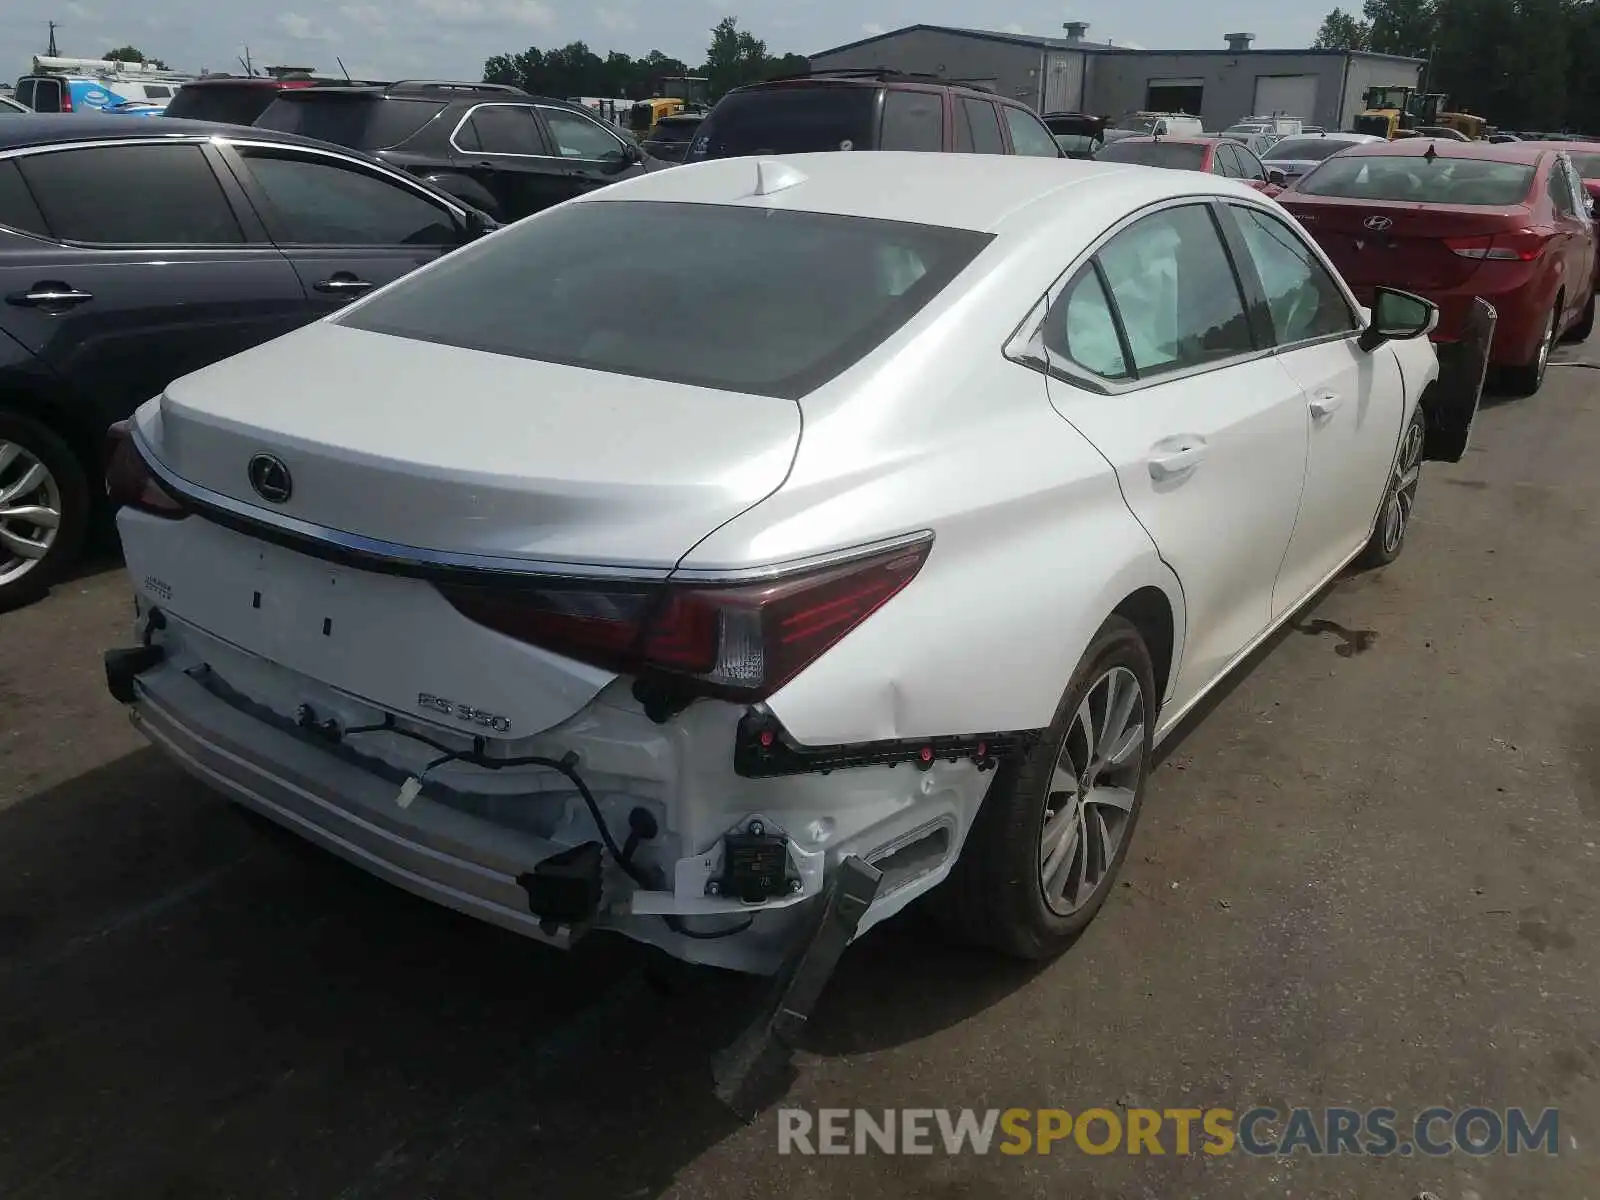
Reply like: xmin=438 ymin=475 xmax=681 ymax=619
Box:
xmin=1363 ymin=215 xmax=1394 ymax=231
xmin=247 ymin=453 xmax=293 ymax=504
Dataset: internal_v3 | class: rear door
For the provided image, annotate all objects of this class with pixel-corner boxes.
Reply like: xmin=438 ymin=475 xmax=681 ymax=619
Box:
xmin=1220 ymin=200 xmax=1402 ymax=613
xmin=877 ymin=88 xmax=945 ymax=152
xmin=1027 ymin=201 xmax=1309 ymax=713
xmin=218 ymin=142 xmax=468 ymax=316
xmin=0 ymin=142 xmax=305 ymax=429
xmin=534 ymin=104 xmax=642 ymax=201
xmin=1549 ymin=155 xmax=1596 ymax=318
xmin=955 ymin=97 xmax=1006 ymax=154
xmin=449 ymin=102 xmax=573 ymax=218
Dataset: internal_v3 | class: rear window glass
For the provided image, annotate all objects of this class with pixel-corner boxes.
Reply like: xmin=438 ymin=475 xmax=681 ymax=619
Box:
xmin=255 ymin=95 xmax=445 ymax=150
xmin=691 ymin=87 xmax=879 ymax=158
xmin=165 ymin=83 xmax=286 ymax=125
xmin=1296 ymin=155 xmax=1536 ymax=205
xmin=1569 ymin=153 xmax=1600 ymax=178
xmin=1095 ymin=140 xmax=1207 ymax=169
xmin=1265 ymin=138 xmax=1349 ymax=163
xmin=340 ymin=200 xmax=992 ymax=399
xmin=647 ymin=120 xmax=700 ymax=145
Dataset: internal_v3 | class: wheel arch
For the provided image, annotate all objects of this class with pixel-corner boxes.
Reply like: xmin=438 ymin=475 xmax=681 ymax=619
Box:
xmin=1113 ymin=584 xmax=1178 ymax=707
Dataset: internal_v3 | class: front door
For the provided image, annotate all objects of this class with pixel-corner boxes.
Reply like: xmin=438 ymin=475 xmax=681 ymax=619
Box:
xmin=218 ymin=143 xmax=465 ymax=316
xmin=449 ymin=102 xmax=575 ymax=219
xmin=0 ymin=143 xmax=305 ymax=432
xmin=1033 ymin=201 xmax=1309 ymax=713
xmin=1218 ymin=201 xmax=1403 ymax=614
xmin=534 ymin=104 xmax=643 ymax=201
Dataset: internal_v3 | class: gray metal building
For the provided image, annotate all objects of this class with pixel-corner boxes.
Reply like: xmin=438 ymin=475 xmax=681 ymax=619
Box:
xmin=807 ymin=24 xmax=1423 ymax=133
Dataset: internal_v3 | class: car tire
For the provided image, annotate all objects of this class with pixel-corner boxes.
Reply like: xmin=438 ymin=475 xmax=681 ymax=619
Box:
xmin=931 ymin=615 xmax=1155 ymax=960
xmin=1503 ymin=298 xmax=1560 ymax=397
xmin=1562 ymin=287 xmax=1595 ymax=344
xmin=0 ymin=411 xmax=89 ymax=610
xmin=1356 ymin=404 xmax=1425 ymax=570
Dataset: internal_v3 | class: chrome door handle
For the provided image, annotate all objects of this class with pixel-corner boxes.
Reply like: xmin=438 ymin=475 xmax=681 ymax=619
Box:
xmin=7 ymin=286 xmax=93 ymax=307
xmin=1309 ymin=391 xmax=1344 ymax=419
xmin=313 ymin=276 xmax=375 ymax=294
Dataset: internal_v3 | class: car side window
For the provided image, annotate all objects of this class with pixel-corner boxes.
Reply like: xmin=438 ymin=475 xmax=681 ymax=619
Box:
xmin=1227 ymin=204 xmax=1359 ymax=344
xmin=1003 ymin=106 xmax=1061 ymax=157
xmin=0 ymin=160 xmax=47 ymax=236
xmin=236 ymin=149 xmax=459 ymax=246
xmin=1212 ymin=145 xmax=1237 ymax=177
xmin=16 ymin=144 xmax=242 ymax=244
xmin=539 ymin=107 xmax=623 ymax=159
xmin=1094 ymin=204 xmax=1254 ymax=377
xmin=16 ymin=80 xmax=35 ymax=109
xmin=1547 ymin=160 xmax=1577 ymax=218
xmin=880 ymin=90 xmax=943 ymax=152
xmin=1041 ymin=265 xmax=1131 ymax=380
xmin=457 ymin=104 xmax=547 ymax=156
xmin=1559 ymin=156 xmax=1588 ymax=217
xmin=1237 ymin=146 xmax=1267 ymax=181
xmin=961 ymin=99 xmax=1006 ymax=154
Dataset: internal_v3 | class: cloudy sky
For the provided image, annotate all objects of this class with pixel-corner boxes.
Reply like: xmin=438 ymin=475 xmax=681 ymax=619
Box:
xmin=4 ymin=0 xmax=1329 ymax=83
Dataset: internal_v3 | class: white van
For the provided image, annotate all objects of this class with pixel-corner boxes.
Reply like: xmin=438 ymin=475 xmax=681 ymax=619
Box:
xmin=1111 ymin=111 xmax=1205 ymax=138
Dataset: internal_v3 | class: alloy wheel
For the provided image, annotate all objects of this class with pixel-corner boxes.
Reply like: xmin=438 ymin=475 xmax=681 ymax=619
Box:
xmin=1039 ymin=665 xmax=1146 ymax=916
xmin=1381 ymin=415 xmax=1425 ymax=555
xmin=1536 ymin=306 xmax=1557 ymax=386
xmin=0 ymin=439 xmax=62 ymax=587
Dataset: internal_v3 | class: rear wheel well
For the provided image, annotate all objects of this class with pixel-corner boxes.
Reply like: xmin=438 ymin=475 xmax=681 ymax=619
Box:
xmin=1113 ymin=586 xmax=1174 ymax=705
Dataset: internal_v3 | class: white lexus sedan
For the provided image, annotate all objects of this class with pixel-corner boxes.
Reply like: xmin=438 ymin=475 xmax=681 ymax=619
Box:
xmin=102 ymin=152 xmax=1487 ymax=975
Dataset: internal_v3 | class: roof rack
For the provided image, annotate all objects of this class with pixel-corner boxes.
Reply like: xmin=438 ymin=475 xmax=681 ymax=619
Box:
xmin=386 ymin=80 xmax=527 ymax=96
xmin=763 ymin=67 xmax=990 ymax=88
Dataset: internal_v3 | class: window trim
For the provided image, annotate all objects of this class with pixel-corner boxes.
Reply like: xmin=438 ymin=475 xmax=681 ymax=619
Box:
xmin=221 ymin=139 xmax=468 ymax=249
xmin=448 ymin=101 xmax=554 ymax=159
xmin=0 ymin=138 xmax=249 ymax=248
xmin=1006 ymin=195 xmax=1309 ymax=396
xmin=534 ymin=103 xmax=628 ymax=162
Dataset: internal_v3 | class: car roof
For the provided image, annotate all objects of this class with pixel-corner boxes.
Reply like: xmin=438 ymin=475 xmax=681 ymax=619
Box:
xmin=731 ymin=73 xmax=1004 ymax=101
xmin=271 ymin=84 xmax=585 ymax=113
xmin=0 ymin=112 xmax=356 ymax=154
xmin=1336 ymin=137 xmax=1552 ymax=163
xmin=574 ymin=150 xmax=1268 ymax=234
xmin=1105 ymin=136 xmax=1216 ymax=146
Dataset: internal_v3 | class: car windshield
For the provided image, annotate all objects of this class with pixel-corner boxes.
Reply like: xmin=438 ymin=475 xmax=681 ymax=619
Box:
xmin=1568 ymin=152 xmax=1600 ymax=178
xmin=339 ymin=200 xmax=993 ymax=398
xmin=165 ymin=84 xmax=285 ymax=125
xmin=1111 ymin=116 xmax=1159 ymax=134
xmin=1296 ymin=155 xmax=1536 ymax=204
xmin=1094 ymin=140 xmax=1208 ymax=169
xmin=1265 ymin=138 xmax=1351 ymax=163
xmin=255 ymin=95 xmax=445 ymax=150
xmin=692 ymin=87 xmax=879 ymax=157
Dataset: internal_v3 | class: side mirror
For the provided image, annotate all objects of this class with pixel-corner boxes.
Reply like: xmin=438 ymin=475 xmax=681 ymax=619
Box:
xmin=460 ymin=208 xmax=497 ymax=241
xmin=1358 ymin=286 xmax=1438 ymax=352
xmin=1266 ymin=167 xmax=1288 ymax=186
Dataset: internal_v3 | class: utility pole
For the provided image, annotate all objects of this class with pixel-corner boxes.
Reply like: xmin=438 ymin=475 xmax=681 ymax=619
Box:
xmin=46 ymin=20 xmax=60 ymax=56
xmin=238 ymin=45 xmax=255 ymax=77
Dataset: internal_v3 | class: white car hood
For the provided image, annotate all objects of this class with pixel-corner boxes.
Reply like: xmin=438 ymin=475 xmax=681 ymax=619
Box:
xmin=137 ymin=322 xmax=802 ymax=571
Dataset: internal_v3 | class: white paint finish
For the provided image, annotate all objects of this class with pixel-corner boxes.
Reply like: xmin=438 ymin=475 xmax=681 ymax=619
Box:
xmin=1046 ymin=358 xmax=1310 ymax=715
xmin=1271 ymin=339 xmax=1406 ymax=615
xmin=145 ymin=323 xmax=801 ymax=568
xmin=1253 ymin=74 xmax=1319 ymax=122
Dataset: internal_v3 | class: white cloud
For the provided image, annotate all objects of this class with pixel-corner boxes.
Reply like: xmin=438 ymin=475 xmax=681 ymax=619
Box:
xmin=1003 ymin=23 xmax=1027 ymax=34
xmin=597 ymin=6 xmax=638 ymax=33
xmin=496 ymin=0 xmax=553 ymax=27
xmin=408 ymin=0 xmax=549 ymax=25
xmin=339 ymin=4 xmax=387 ymax=28
xmin=862 ymin=22 xmax=884 ymax=36
xmin=413 ymin=0 xmax=484 ymax=17
xmin=64 ymin=1 xmax=97 ymax=18
xmin=278 ymin=12 xmax=335 ymax=41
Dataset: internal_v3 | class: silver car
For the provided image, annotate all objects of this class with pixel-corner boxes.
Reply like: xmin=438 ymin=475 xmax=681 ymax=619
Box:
xmin=1261 ymin=132 xmax=1387 ymax=183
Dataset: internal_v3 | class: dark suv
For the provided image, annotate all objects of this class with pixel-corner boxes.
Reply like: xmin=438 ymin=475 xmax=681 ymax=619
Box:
xmin=687 ymin=70 xmax=1064 ymax=161
xmin=253 ymin=80 xmax=654 ymax=221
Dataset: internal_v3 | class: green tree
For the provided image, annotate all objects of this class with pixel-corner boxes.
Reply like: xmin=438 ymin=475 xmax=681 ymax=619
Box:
xmin=704 ymin=16 xmax=769 ymax=99
xmin=103 ymin=44 xmax=170 ymax=69
xmin=1313 ymin=8 xmax=1373 ymax=48
xmin=1361 ymin=0 xmax=1437 ymax=56
xmin=482 ymin=53 xmax=521 ymax=86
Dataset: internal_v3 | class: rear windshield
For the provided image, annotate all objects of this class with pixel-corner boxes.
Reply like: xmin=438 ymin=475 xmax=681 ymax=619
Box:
xmin=1265 ymin=138 xmax=1350 ymax=163
xmin=691 ymin=87 xmax=879 ymax=158
xmin=255 ymin=95 xmax=445 ymax=150
xmin=1296 ymin=155 xmax=1537 ymax=205
xmin=165 ymin=84 xmax=286 ymax=125
xmin=1569 ymin=153 xmax=1600 ymax=178
xmin=1094 ymin=140 xmax=1207 ymax=169
xmin=339 ymin=200 xmax=992 ymax=399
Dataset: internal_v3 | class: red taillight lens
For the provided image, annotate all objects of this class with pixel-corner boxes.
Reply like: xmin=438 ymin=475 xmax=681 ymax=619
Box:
xmin=105 ymin=421 xmax=187 ymax=518
xmin=438 ymin=538 xmax=932 ymax=701
xmin=1445 ymin=231 xmax=1548 ymax=261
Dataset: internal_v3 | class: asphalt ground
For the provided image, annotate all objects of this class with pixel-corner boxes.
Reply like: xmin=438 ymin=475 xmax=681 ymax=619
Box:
xmin=1 ymin=343 xmax=1597 ymax=1199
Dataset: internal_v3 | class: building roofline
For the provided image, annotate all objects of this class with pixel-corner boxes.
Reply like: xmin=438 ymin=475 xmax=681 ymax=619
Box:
xmin=810 ymin=23 xmax=1424 ymax=64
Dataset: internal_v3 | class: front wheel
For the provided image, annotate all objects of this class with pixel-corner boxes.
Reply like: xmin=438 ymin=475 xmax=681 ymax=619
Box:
xmin=931 ymin=616 xmax=1155 ymax=959
xmin=1356 ymin=405 xmax=1425 ymax=570
xmin=1502 ymin=299 xmax=1559 ymax=397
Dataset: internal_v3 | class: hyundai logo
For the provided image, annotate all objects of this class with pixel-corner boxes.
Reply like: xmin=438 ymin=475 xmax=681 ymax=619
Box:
xmin=1364 ymin=215 xmax=1394 ymax=231
xmin=247 ymin=454 xmax=293 ymax=504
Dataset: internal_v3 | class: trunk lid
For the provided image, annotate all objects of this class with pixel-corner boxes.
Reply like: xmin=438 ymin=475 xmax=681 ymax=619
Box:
xmin=1279 ymin=195 xmax=1531 ymax=291
xmin=140 ymin=321 xmax=802 ymax=571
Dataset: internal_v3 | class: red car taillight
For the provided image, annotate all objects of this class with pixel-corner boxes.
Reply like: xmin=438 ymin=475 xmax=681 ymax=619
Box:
xmin=438 ymin=538 xmax=932 ymax=702
xmin=1445 ymin=231 xmax=1549 ymax=261
xmin=105 ymin=421 xmax=187 ymax=518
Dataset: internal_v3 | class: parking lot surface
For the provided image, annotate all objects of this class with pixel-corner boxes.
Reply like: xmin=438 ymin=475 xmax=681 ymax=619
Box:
xmin=2 ymin=351 xmax=1598 ymax=1199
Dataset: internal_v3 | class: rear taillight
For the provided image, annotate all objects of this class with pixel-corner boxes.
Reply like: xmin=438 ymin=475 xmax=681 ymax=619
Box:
xmin=438 ymin=537 xmax=933 ymax=702
xmin=105 ymin=421 xmax=187 ymax=518
xmin=1445 ymin=231 xmax=1548 ymax=261
xmin=59 ymin=92 xmax=72 ymax=113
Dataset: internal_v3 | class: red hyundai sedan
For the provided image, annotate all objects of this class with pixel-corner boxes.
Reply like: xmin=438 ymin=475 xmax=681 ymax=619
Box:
xmin=1522 ymin=140 xmax=1600 ymax=205
xmin=1278 ymin=140 xmax=1596 ymax=395
xmin=1094 ymin=136 xmax=1286 ymax=195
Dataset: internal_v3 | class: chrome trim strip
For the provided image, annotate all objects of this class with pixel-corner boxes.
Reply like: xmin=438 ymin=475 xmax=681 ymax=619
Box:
xmin=216 ymin=137 xmax=471 ymax=220
xmin=447 ymin=102 xmax=561 ymax=160
xmin=131 ymin=422 xmax=935 ymax=585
